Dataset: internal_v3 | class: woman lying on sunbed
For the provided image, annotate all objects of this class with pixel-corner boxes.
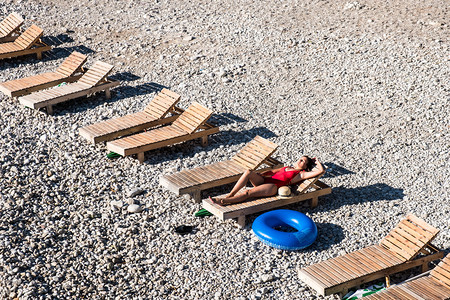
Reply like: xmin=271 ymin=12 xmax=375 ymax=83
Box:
xmin=210 ymin=156 xmax=324 ymax=205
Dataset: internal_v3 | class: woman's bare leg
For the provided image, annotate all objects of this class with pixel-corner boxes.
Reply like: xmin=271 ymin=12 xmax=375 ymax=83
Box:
xmin=226 ymin=169 xmax=264 ymax=198
xmin=214 ymin=183 xmax=277 ymax=205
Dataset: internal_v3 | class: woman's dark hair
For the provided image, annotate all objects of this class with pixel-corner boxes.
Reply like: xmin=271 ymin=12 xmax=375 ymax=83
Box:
xmin=304 ymin=155 xmax=315 ymax=171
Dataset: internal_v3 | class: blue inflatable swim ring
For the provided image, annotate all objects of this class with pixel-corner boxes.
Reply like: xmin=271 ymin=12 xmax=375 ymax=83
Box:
xmin=252 ymin=209 xmax=317 ymax=250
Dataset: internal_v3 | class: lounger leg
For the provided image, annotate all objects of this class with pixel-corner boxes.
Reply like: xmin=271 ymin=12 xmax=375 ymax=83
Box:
xmin=339 ymin=289 xmax=349 ymax=298
xmin=190 ymin=189 xmax=201 ymax=203
xmin=236 ymin=216 xmax=245 ymax=228
xmin=310 ymin=197 xmax=318 ymax=208
xmin=421 ymin=262 xmax=429 ymax=272
xmin=201 ymin=136 xmax=208 ymax=147
xmin=105 ymin=88 xmax=111 ymax=99
xmin=137 ymin=152 xmax=145 ymax=163
xmin=385 ymin=275 xmax=391 ymax=287
xmin=46 ymin=105 xmax=53 ymax=115
xmin=37 ymin=51 xmax=42 ymax=60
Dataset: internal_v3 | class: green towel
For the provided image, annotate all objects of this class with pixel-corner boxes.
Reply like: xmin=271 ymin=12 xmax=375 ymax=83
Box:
xmin=195 ymin=208 xmax=212 ymax=217
xmin=342 ymin=283 xmax=386 ymax=300
xmin=107 ymin=152 xmax=121 ymax=159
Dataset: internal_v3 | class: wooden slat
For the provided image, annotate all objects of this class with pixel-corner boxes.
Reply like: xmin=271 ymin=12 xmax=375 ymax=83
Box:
xmin=356 ymin=247 xmax=393 ymax=270
xmin=171 ymin=102 xmax=212 ymax=134
xmin=383 ymin=235 xmax=418 ymax=258
xmin=329 ymin=253 xmax=369 ymax=277
xmin=0 ymin=42 xmax=21 ymax=52
xmin=406 ymin=214 xmax=440 ymax=234
xmin=108 ymin=125 xmax=219 ymax=158
xmin=160 ymin=88 xmax=180 ymax=99
xmin=402 ymin=217 xmax=436 ymax=239
xmin=0 ymin=12 xmax=23 ymax=38
xmin=380 ymin=215 xmax=438 ymax=260
xmin=351 ymin=250 xmax=386 ymax=272
xmin=396 ymin=222 xmax=429 ymax=244
xmin=13 ymin=24 xmax=43 ymax=50
xmin=164 ymin=160 xmax=243 ymax=189
xmin=239 ymin=144 xmax=277 ymax=161
xmin=374 ymin=286 xmax=418 ymax=299
xmin=243 ymin=139 xmax=276 ymax=155
xmin=431 ymin=256 xmax=450 ymax=287
xmin=296 ymin=215 xmax=442 ymax=297
xmin=143 ymin=89 xmax=180 ymax=119
xmin=0 ymin=72 xmax=62 ymax=92
xmin=319 ymin=258 xmax=356 ymax=283
xmin=298 ymin=268 xmax=329 ymax=291
xmin=405 ymin=277 xmax=449 ymax=299
xmin=234 ymin=147 xmax=268 ymax=164
xmin=365 ymin=245 xmax=403 ymax=266
xmin=77 ymin=61 xmax=113 ymax=87
xmin=381 ymin=237 xmax=413 ymax=260
xmin=340 ymin=251 xmax=376 ymax=274
xmin=297 ymin=166 xmax=324 ymax=193
xmin=389 ymin=230 xmax=425 ymax=255
xmin=231 ymin=137 xmax=278 ymax=169
xmin=55 ymin=51 xmax=87 ymax=77
xmin=19 ymin=80 xmax=118 ymax=109
xmin=303 ymin=264 xmax=338 ymax=287
xmin=390 ymin=224 xmax=427 ymax=247
xmin=108 ymin=126 xmax=183 ymax=150
xmin=232 ymin=154 xmax=259 ymax=169
xmin=312 ymin=261 xmax=346 ymax=285
xmin=432 ymin=270 xmax=450 ymax=288
xmin=362 ymin=255 xmax=450 ymax=300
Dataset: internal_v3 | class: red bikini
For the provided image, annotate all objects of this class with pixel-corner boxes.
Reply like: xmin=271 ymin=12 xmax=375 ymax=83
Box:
xmin=263 ymin=167 xmax=303 ymax=188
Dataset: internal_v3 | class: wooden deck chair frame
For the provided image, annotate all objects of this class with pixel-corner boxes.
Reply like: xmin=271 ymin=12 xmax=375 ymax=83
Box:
xmin=106 ymin=102 xmax=220 ymax=163
xmin=0 ymin=51 xmax=87 ymax=98
xmin=297 ymin=214 xmax=444 ymax=297
xmin=78 ymin=88 xmax=182 ymax=144
xmin=0 ymin=24 xmax=51 ymax=60
xmin=0 ymin=12 xmax=24 ymax=43
xmin=18 ymin=60 xmax=119 ymax=114
xmin=202 ymin=165 xmax=331 ymax=227
xmin=364 ymin=253 xmax=450 ymax=299
xmin=160 ymin=136 xmax=284 ymax=202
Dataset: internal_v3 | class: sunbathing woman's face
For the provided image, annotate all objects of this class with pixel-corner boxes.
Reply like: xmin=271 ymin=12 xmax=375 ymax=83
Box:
xmin=295 ymin=156 xmax=309 ymax=170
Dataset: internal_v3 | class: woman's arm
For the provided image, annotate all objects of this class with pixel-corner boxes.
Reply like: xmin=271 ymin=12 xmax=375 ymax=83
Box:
xmin=299 ymin=158 xmax=325 ymax=180
xmin=259 ymin=166 xmax=284 ymax=177
xmin=289 ymin=158 xmax=325 ymax=185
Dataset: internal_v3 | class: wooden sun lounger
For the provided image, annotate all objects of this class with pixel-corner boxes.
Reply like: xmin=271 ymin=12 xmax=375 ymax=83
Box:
xmin=19 ymin=61 xmax=119 ymax=114
xmin=0 ymin=51 xmax=87 ymax=97
xmin=202 ymin=165 xmax=331 ymax=227
xmin=106 ymin=102 xmax=220 ymax=163
xmin=297 ymin=214 xmax=444 ymax=297
xmin=364 ymin=253 xmax=450 ymax=300
xmin=79 ymin=88 xmax=182 ymax=144
xmin=0 ymin=24 xmax=51 ymax=60
xmin=160 ymin=136 xmax=284 ymax=202
xmin=0 ymin=12 xmax=24 ymax=43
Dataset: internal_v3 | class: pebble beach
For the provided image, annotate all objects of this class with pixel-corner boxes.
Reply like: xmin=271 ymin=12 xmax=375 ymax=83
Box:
xmin=0 ymin=0 xmax=449 ymax=299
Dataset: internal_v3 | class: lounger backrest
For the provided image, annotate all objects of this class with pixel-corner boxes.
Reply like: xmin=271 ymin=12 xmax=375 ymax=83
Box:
xmin=430 ymin=254 xmax=450 ymax=288
xmin=13 ymin=24 xmax=43 ymax=50
xmin=296 ymin=165 xmax=325 ymax=193
xmin=0 ymin=12 xmax=24 ymax=38
xmin=55 ymin=51 xmax=87 ymax=77
xmin=380 ymin=214 xmax=439 ymax=261
xmin=231 ymin=136 xmax=278 ymax=170
xmin=171 ymin=102 xmax=212 ymax=134
xmin=77 ymin=61 xmax=114 ymax=87
xmin=143 ymin=88 xmax=181 ymax=119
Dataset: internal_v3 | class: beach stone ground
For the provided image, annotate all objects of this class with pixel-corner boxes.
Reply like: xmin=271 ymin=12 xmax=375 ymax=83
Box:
xmin=0 ymin=0 xmax=448 ymax=299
